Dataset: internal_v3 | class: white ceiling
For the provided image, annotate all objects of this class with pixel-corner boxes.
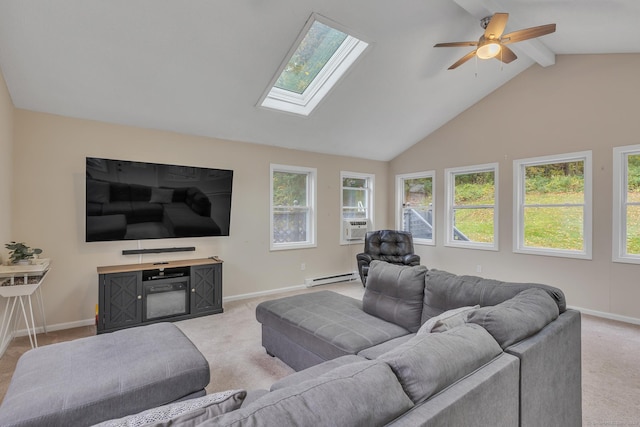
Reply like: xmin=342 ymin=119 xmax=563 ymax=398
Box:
xmin=0 ymin=0 xmax=639 ymax=161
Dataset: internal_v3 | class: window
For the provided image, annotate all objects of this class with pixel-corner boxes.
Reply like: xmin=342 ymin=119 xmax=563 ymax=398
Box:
xmin=396 ymin=172 xmax=435 ymax=245
xmin=341 ymin=172 xmax=374 ymax=243
xmin=270 ymin=164 xmax=317 ymax=250
xmin=513 ymin=151 xmax=592 ymax=259
xmin=445 ymin=164 xmax=498 ymax=250
xmin=613 ymin=145 xmax=640 ymax=263
xmin=259 ymin=13 xmax=368 ymax=116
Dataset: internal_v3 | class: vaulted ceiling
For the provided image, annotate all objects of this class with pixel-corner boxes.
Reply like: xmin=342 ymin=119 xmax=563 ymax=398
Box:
xmin=0 ymin=0 xmax=639 ymax=161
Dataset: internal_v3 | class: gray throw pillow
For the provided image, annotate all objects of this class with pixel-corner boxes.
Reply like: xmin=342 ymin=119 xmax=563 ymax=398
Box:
xmin=379 ymin=324 xmax=502 ymax=403
xmin=149 ymin=187 xmax=174 ymax=204
xmin=467 ymin=287 xmax=560 ymax=349
xmin=363 ymin=260 xmax=427 ymax=333
xmin=94 ymin=390 xmax=246 ymax=427
xmin=417 ymin=305 xmax=479 ymax=335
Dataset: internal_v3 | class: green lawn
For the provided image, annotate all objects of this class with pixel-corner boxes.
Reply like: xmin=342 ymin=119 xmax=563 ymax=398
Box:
xmin=456 ymin=192 xmax=585 ymax=249
xmin=455 ymin=191 xmax=640 ymax=253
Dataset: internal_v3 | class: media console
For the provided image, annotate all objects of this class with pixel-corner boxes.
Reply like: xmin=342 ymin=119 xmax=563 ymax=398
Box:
xmin=96 ymin=258 xmax=222 ymax=333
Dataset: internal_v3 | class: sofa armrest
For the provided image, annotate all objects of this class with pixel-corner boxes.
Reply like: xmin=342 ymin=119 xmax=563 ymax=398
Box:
xmin=402 ymin=254 xmax=421 ymax=266
xmin=506 ymin=309 xmax=582 ymax=427
xmin=387 ymin=353 xmax=520 ymax=427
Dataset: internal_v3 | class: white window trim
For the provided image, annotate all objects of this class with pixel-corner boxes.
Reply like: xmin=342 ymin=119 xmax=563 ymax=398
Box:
xmin=340 ymin=171 xmax=374 ymax=245
xmin=396 ymin=171 xmax=435 ymax=246
xmin=513 ymin=151 xmax=592 ymax=260
xmin=270 ymin=164 xmax=317 ymax=251
xmin=613 ymin=144 xmax=640 ymax=264
xmin=445 ymin=163 xmax=499 ymax=251
xmin=259 ymin=13 xmax=369 ymax=116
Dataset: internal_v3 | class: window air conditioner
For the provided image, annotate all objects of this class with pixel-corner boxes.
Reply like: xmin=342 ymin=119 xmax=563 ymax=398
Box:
xmin=343 ymin=219 xmax=370 ymax=240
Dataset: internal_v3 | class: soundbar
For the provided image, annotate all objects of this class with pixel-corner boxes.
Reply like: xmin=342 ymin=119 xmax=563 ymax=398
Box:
xmin=122 ymin=247 xmax=196 ymax=255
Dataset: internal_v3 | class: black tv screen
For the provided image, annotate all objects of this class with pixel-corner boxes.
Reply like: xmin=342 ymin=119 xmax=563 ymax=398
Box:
xmin=86 ymin=157 xmax=233 ymax=242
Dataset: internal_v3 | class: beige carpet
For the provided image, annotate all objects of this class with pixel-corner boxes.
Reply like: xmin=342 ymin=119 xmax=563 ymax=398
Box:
xmin=1 ymin=280 xmax=639 ymax=426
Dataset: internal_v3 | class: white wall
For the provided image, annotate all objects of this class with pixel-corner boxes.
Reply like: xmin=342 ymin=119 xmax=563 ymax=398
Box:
xmin=390 ymin=54 xmax=640 ymax=322
xmin=12 ymin=110 xmax=388 ymax=329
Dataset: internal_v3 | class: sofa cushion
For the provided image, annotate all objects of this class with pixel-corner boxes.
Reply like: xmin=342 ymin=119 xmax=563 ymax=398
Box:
xmin=256 ymin=290 xmax=410 ymax=361
xmin=378 ymin=324 xmax=503 ymax=403
xmin=111 ymin=182 xmax=132 ymax=202
xmin=417 ymin=305 xmax=479 ymax=335
xmin=0 ymin=323 xmax=210 ymax=427
xmin=270 ymin=355 xmax=366 ymax=391
xmin=422 ymin=269 xmax=566 ymax=323
xmin=188 ymin=360 xmax=414 ymax=427
xmin=150 ymin=187 xmax=174 ymax=204
xmin=467 ymin=288 xmax=560 ymax=349
xmin=357 ymin=334 xmax=415 ymax=360
xmin=363 ymin=261 xmax=427 ymax=333
xmin=93 ymin=390 xmax=246 ymax=427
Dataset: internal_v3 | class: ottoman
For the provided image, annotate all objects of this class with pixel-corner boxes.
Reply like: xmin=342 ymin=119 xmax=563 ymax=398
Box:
xmin=256 ymin=290 xmax=410 ymax=371
xmin=0 ymin=322 xmax=210 ymax=427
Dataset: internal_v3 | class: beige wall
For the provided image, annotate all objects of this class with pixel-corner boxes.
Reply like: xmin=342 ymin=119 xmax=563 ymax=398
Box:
xmin=12 ymin=110 xmax=388 ymax=329
xmin=390 ymin=54 xmax=640 ymax=322
xmin=0 ymin=68 xmax=13 ymax=351
xmin=8 ymin=53 xmax=640 ymax=330
xmin=0 ymin=68 xmax=12 ymax=259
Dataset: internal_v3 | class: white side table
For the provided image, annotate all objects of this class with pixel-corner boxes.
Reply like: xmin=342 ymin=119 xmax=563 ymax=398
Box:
xmin=0 ymin=259 xmax=50 ymax=350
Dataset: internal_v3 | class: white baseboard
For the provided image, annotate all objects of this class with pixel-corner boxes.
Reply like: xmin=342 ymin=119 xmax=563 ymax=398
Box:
xmin=0 ymin=318 xmax=96 ymax=358
xmin=223 ymin=284 xmax=307 ymax=303
xmin=568 ymin=305 xmax=640 ymax=326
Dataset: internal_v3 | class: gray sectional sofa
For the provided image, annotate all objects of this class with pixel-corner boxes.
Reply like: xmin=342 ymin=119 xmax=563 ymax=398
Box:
xmin=0 ymin=261 xmax=581 ymax=426
xmin=254 ymin=261 xmax=582 ymax=427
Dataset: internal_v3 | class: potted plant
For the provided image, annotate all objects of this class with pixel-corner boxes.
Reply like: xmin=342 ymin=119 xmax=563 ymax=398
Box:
xmin=5 ymin=242 xmax=42 ymax=265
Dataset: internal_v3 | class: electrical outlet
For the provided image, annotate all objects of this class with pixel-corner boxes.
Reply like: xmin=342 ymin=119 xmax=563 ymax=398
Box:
xmin=301 ymin=263 xmax=306 ymax=271
xmin=476 ymin=265 xmax=482 ymax=273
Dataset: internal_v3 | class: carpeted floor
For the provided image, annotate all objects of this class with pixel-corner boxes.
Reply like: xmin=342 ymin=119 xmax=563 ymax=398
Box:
xmin=1 ymin=280 xmax=639 ymax=425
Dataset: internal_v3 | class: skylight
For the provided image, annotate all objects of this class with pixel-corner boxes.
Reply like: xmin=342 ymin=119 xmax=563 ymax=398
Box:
xmin=260 ymin=14 xmax=368 ymax=116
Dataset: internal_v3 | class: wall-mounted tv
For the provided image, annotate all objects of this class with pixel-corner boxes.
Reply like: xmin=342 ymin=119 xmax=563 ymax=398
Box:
xmin=86 ymin=157 xmax=233 ymax=242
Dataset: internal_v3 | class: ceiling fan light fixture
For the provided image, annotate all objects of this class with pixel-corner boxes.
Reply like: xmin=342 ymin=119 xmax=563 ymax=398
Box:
xmin=476 ymin=40 xmax=501 ymax=59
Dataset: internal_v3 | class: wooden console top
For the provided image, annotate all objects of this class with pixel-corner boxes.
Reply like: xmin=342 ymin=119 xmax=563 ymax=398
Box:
xmin=97 ymin=257 xmax=222 ymax=275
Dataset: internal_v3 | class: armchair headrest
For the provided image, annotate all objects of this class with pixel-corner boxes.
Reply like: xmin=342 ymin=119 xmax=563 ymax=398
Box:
xmin=365 ymin=230 xmax=415 ymax=257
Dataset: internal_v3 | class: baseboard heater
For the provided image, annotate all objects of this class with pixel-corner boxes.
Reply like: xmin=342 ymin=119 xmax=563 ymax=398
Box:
xmin=305 ymin=271 xmax=359 ymax=288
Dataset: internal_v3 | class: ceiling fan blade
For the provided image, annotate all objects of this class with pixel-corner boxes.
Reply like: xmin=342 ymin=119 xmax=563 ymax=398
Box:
xmin=484 ymin=13 xmax=509 ymax=40
xmin=434 ymin=41 xmax=478 ymax=48
xmin=496 ymin=44 xmax=517 ymax=63
xmin=448 ymin=50 xmax=477 ymax=70
xmin=502 ymin=23 xmax=556 ymax=44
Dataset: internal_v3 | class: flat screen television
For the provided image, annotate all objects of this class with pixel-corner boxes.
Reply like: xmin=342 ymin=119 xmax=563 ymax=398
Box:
xmin=86 ymin=157 xmax=233 ymax=242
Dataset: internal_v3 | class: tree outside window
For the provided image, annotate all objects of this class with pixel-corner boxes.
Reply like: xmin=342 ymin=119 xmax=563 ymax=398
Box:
xmin=341 ymin=172 xmax=374 ymax=244
xmin=270 ymin=165 xmax=316 ymax=250
xmin=445 ymin=164 xmax=498 ymax=250
xmin=613 ymin=145 xmax=640 ymax=263
xmin=514 ymin=151 xmax=592 ymax=259
xmin=396 ymin=172 xmax=434 ymax=245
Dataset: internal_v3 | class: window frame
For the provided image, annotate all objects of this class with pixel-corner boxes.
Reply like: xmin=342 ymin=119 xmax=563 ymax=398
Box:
xmin=444 ymin=163 xmax=499 ymax=251
xmin=396 ymin=171 xmax=435 ymax=246
xmin=613 ymin=144 xmax=640 ymax=264
xmin=340 ymin=171 xmax=374 ymax=245
xmin=513 ymin=151 xmax=592 ymax=259
xmin=270 ymin=164 xmax=317 ymax=251
xmin=259 ymin=13 xmax=369 ymax=116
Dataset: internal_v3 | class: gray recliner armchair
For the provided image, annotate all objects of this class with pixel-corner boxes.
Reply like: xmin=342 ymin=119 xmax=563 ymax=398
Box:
xmin=356 ymin=230 xmax=421 ymax=286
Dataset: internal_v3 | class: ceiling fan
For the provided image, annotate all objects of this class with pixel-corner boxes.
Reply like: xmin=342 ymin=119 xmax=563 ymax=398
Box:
xmin=434 ymin=13 xmax=556 ymax=70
